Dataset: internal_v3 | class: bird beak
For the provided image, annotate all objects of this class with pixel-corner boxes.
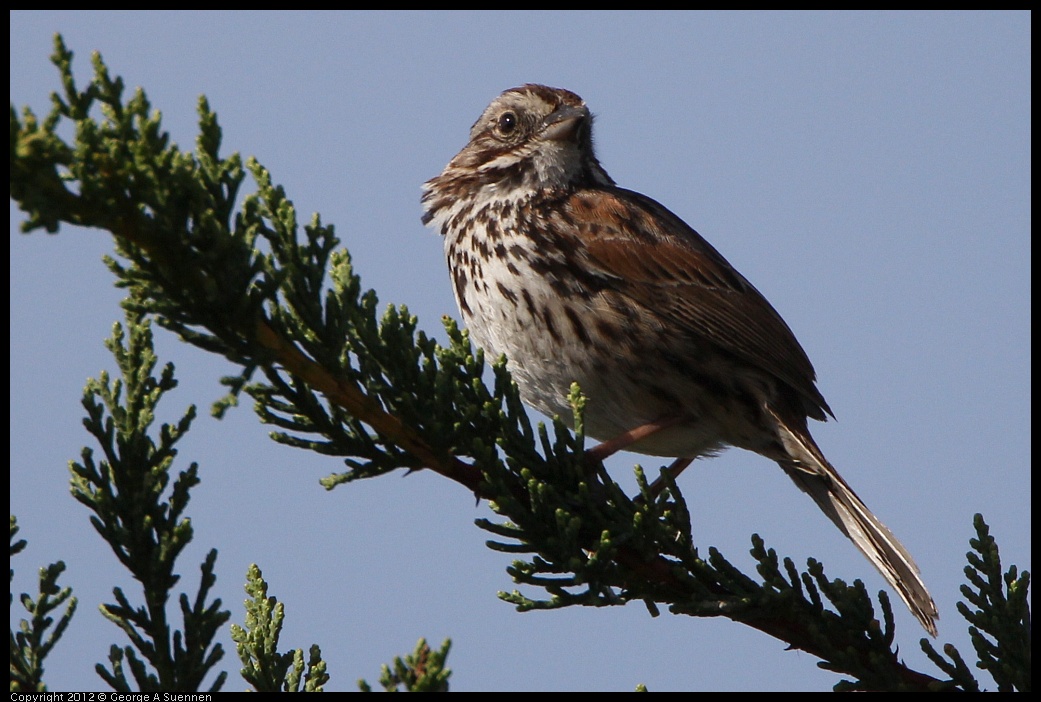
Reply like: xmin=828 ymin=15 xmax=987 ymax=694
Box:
xmin=541 ymin=105 xmax=588 ymax=142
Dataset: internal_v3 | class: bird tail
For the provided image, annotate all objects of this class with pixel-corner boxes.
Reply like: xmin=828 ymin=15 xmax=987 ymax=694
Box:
xmin=768 ymin=408 xmax=939 ymax=636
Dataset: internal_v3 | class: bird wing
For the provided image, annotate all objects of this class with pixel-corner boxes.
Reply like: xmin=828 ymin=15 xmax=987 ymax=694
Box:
xmin=560 ymin=186 xmax=832 ymax=421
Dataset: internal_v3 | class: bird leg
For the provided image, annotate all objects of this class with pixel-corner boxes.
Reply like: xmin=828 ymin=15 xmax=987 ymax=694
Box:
xmin=583 ymin=417 xmax=696 ymax=499
xmin=581 ymin=417 xmax=696 ymax=501
xmin=584 ymin=416 xmax=685 ymax=462
xmin=644 ymin=457 xmax=694 ymax=500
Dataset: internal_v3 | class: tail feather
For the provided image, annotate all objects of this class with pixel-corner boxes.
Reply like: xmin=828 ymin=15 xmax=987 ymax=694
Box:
xmin=768 ymin=409 xmax=939 ymax=636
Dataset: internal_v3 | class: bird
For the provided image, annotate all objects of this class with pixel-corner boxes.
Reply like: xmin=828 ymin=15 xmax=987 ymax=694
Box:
xmin=421 ymin=83 xmax=938 ymax=636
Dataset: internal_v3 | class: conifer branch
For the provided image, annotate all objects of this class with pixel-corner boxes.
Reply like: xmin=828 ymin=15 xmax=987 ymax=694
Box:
xmin=9 ymin=518 xmax=78 ymax=692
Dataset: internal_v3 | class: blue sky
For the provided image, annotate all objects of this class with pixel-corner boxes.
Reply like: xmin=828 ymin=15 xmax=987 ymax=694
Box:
xmin=10 ymin=11 xmax=1030 ymax=692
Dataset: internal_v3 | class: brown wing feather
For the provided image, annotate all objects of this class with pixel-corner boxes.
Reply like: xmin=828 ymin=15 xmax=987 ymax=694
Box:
xmin=565 ymin=187 xmax=832 ymax=421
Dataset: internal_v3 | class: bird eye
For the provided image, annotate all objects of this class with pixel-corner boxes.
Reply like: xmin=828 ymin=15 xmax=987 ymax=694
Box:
xmin=497 ymin=111 xmax=518 ymax=135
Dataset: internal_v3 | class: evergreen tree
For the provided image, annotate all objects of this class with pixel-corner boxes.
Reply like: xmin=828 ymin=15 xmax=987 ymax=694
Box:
xmin=10 ymin=35 xmax=1030 ymax=692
